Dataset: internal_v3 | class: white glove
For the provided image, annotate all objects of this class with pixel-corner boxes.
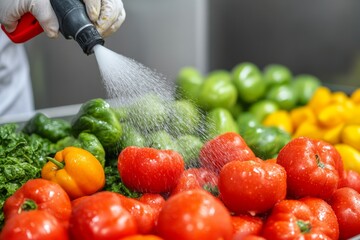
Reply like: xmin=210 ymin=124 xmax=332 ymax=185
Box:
xmin=83 ymin=0 xmax=126 ymax=38
xmin=0 ymin=0 xmax=59 ymax=38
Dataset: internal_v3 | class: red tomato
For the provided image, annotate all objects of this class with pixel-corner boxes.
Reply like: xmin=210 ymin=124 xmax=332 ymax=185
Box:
xmin=338 ymin=169 xmax=360 ymax=193
xmin=199 ymin=132 xmax=255 ymax=173
xmin=262 ymin=197 xmax=339 ymax=240
xmin=242 ymin=236 xmax=266 ymax=240
xmin=3 ymin=178 xmax=71 ymax=227
xmin=138 ymin=193 xmax=166 ymax=218
xmin=328 ymin=187 xmax=360 ymax=240
xmin=170 ymin=170 xmax=200 ymax=196
xmin=171 ymin=168 xmax=218 ymax=196
xmin=71 ymin=195 xmax=89 ymax=208
xmin=0 ymin=210 xmax=68 ymax=240
xmin=277 ymin=137 xmax=341 ymax=199
xmin=301 ymin=197 xmax=339 ymax=240
xmin=118 ymin=194 xmax=157 ymax=234
xmin=186 ymin=167 xmax=218 ymax=186
xmin=218 ymin=160 xmax=287 ymax=214
xmin=156 ymin=189 xmax=232 ymax=240
xmin=118 ymin=147 xmax=185 ymax=193
xmin=69 ymin=191 xmax=137 ymax=240
xmin=138 ymin=193 xmax=166 ymax=230
xmin=120 ymin=235 xmax=164 ymax=240
xmin=231 ymin=214 xmax=263 ymax=240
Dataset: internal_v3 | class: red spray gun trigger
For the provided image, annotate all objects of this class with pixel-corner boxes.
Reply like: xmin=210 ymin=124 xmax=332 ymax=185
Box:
xmin=1 ymin=13 xmax=44 ymax=43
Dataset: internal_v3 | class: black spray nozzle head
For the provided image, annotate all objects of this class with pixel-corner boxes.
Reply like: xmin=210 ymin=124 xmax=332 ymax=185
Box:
xmin=50 ymin=0 xmax=104 ymax=55
xmin=75 ymin=25 xmax=104 ymax=55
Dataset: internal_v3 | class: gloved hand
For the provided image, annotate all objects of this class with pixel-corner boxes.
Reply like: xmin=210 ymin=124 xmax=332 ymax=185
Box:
xmin=0 ymin=0 xmax=126 ymax=39
xmin=0 ymin=0 xmax=59 ymax=38
xmin=83 ymin=0 xmax=126 ymax=38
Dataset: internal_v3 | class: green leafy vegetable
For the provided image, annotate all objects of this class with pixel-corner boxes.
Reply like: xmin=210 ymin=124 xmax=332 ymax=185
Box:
xmin=0 ymin=123 xmax=55 ymax=229
xmin=103 ymin=159 xmax=141 ymax=199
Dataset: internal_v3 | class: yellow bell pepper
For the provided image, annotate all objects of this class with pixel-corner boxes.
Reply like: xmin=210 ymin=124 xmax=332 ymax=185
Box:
xmin=317 ymin=104 xmax=352 ymax=128
xmin=322 ymin=123 xmax=344 ymax=145
xmin=330 ymin=91 xmax=349 ymax=105
xmin=289 ymin=106 xmax=316 ymax=130
xmin=340 ymin=124 xmax=360 ymax=151
xmin=263 ymin=110 xmax=293 ymax=134
xmin=292 ymin=121 xmax=324 ymax=140
xmin=347 ymin=105 xmax=360 ymax=124
xmin=41 ymin=146 xmax=105 ymax=199
xmin=308 ymin=86 xmax=332 ymax=114
xmin=350 ymin=88 xmax=360 ymax=104
xmin=334 ymin=144 xmax=360 ymax=174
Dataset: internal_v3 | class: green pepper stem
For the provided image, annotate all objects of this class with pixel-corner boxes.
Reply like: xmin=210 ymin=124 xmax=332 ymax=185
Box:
xmin=19 ymin=199 xmax=37 ymax=214
xmin=297 ymin=220 xmax=312 ymax=233
xmin=315 ymin=154 xmax=325 ymax=168
xmin=46 ymin=157 xmax=65 ymax=169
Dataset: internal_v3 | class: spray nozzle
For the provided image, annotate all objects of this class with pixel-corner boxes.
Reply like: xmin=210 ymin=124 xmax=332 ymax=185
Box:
xmin=50 ymin=0 xmax=104 ymax=55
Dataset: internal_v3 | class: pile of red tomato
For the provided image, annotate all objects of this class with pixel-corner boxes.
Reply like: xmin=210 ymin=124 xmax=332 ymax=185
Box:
xmin=1 ymin=132 xmax=360 ymax=240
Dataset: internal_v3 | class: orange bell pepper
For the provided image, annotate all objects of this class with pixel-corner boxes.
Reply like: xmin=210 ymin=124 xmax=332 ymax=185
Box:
xmin=41 ymin=146 xmax=105 ymax=199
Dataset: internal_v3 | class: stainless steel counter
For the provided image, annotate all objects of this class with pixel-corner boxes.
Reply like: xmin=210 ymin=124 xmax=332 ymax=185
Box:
xmin=0 ymin=103 xmax=81 ymax=125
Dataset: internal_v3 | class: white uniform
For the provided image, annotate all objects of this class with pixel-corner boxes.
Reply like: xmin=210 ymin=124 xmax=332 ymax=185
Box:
xmin=0 ymin=32 xmax=34 ymax=116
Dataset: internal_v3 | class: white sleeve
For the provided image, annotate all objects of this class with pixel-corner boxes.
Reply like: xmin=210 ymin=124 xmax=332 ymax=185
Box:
xmin=0 ymin=32 xmax=34 ymax=117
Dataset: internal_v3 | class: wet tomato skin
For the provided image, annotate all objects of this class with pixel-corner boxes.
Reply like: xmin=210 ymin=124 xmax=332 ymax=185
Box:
xmin=218 ymin=160 xmax=287 ymax=214
xmin=276 ymin=137 xmax=341 ymax=199
xmin=118 ymin=147 xmax=185 ymax=194
xmin=328 ymin=187 xmax=360 ymax=240
xmin=156 ymin=189 xmax=233 ymax=240
xmin=199 ymin=132 xmax=256 ymax=174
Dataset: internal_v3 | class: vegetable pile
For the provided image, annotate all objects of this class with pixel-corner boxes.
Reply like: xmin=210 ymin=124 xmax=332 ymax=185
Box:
xmin=0 ymin=62 xmax=360 ymax=240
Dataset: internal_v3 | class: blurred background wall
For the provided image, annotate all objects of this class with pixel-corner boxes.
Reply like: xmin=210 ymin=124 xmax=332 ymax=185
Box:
xmin=25 ymin=0 xmax=360 ymax=110
xmin=208 ymin=0 xmax=360 ymax=93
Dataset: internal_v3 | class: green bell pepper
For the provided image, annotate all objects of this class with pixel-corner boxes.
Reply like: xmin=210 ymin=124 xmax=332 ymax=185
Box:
xmin=248 ymin=99 xmax=280 ymax=122
xmin=71 ymin=98 xmax=122 ymax=153
xmin=228 ymin=103 xmax=244 ymax=120
xmin=241 ymin=125 xmax=291 ymax=160
xmin=127 ymin=94 xmax=168 ymax=133
xmin=205 ymin=108 xmax=239 ymax=140
xmin=55 ymin=132 xmax=106 ymax=167
xmin=176 ymin=134 xmax=203 ymax=168
xmin=119 ymin=123 xmax=146 ymax=150
xmin=22 ymin=113 xmax=71 ymax=142
xmin=292 ymin=74 xmax=321 ymax=105
xmin=263 ymin=64 xmax=293 ymax=87
xmin=232 ymin=62 xmax=266 ymax=104
xmin=236 ymin=112 xmax=261 ymax=135
xmin=146 ymin=130 xmax=180 ymax=152
xmin=168 ymin=100 xmax=201 ymax=136
xmin=266 ymin=84 xmax=298 ymax=110
xmin=198 ymin=70 xmax=238 ymax=111
xmin=176 ymin=67 xmax=204 ymax=103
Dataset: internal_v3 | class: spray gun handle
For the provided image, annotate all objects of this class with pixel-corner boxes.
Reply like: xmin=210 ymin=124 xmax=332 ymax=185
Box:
xmin=1 ymin=13 xmax=44 ymax=43
xmin=1 ymin=0 xmax=103 ymax=54
xmin=50 ymin=0 xmax=104 ymax=55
